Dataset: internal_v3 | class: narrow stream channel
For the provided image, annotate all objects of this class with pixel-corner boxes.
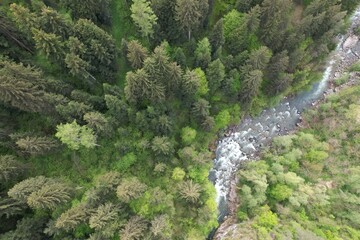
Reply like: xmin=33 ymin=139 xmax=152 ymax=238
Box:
xmin=209 ymin=7 xmax=360 ymax=226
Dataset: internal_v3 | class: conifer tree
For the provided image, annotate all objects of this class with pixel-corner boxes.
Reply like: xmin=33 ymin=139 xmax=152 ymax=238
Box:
xmin=9 ymin=3 xmax=40 ymax=35
xmin=195 ymin=38 xmax=211 ymax=69
xmin=239 ymin=69 xmax=263 ymax=104
xmin=116 ymin=177 xmax=147 ymax=203
xmin=32 ymin=29 xmax=64 ymax=60
xmin=119 ymin=216 xmax=148 ymax=240
xmin=178 ymin=180 xmax=202 ymax=203
xmin=89 ymin=203 xmax=119 ymax=230
xmin=0 ymin=155 xmax=25 ymax=183
xmin=131 ymin=0 xmax=158 ymax=38
xmin=209 ymin=19 xmax=225 ymax=52
xmin=39 ymin=6 xmax=71 ymax=38
xmin=64 ymin=53 xmax=91 ymax=79
xmin=84 ymin=112 xmax=109 ymax=134
xmin=15 ymin=136 xmax=58 ymax=156
xmin=151 ymin=136 xmax=174 ymax=156
xmin=27 ymin=182 xmax=73 ymax=210
xmin=175 ymin=0 xmax=201 ymax=40
xmin=8 ymin=176 xmax=50 ymax=202
xmin=127 ymin=40 xmax=149 ymax=69
xmin=55 ymin=204 xmax=90 ymax=231
xmin=206 ymin=58 xmax=225 ymax=93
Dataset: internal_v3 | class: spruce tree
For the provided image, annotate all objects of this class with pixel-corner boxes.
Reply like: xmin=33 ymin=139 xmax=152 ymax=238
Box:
xmin=175 ymin=0 xmax=201 ymax=40
xmin=127 ymin=40 xmax=149 ymax=69
xmin=116 ymin=177 xmax=147 ymax=203
xmin=209 ymin=19 xmax=225 ymax=52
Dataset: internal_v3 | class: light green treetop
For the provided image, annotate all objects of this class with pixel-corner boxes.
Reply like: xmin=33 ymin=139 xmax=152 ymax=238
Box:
xmin=55 ymin=120 xmax=97 ymax=150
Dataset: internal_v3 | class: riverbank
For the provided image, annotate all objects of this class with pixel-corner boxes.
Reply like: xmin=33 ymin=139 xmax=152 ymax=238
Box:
xmin=212 ymin=7 xmax=360 ymax=239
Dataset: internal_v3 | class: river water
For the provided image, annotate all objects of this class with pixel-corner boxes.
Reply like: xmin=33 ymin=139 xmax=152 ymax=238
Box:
xmin=209 ymin=7 xmax=360 ymax=223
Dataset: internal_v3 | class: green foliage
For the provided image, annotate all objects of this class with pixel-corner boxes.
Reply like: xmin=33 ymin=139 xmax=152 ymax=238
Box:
xmin=172 ymin=167 xmax=186 ymax=181
xmin=130 ymin=0 xmax=158 ymax=38
xmin=195 ymin=38 xmax=211 ymax=69
xmin=181 ymin=127 xmax=197 ymax=145
xmin=215 ymin=109 xmax=231 ymax=129
xmin=114 ymin=152 xmax=137 ymax=172
xmin=55 ymin=121 xmax=97 ymax=150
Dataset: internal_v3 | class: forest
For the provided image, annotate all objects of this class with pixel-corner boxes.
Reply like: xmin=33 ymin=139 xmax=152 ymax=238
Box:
xmin=0 ymin=0 xmax=359 ymax=239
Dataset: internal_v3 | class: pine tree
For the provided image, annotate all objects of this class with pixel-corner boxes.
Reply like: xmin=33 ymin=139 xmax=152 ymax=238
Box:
xmin=89 ymin=203 xmax=119 ymax=230
xmin=64 ymin=53 xmax=91 ymax=79
xmin=27 ymin=182 xmax=73 ymax=210
xmin=39 ymin=6 xmax=71 ymax=38
xmin=0 ymin=155 xmax=25 ymax=183
xmin=0 ymin=197 xmax=26 ymax=219
xmin=119 ymin=216 xmax=148 ymax=240
xmin=266 ymin=50 xmax=292 ymax=94
xmin=175 ymin=0 xmax=201 ymax=40
xmin=15 ymin=136 xmax=58 ymax=156
xmin=206 ymin=58 xmax=225 ymax=93
xmin=84 ymin=111 xmax=109 ymax=134
xmin=127 ymin=40 xmax=149 ymax=69
xmin=150 ymin=214 xmax=172 ymax=238
xmin=67 ymin=36 xmax=86 ymax=55
xmin=239 ymin=69 xmax=263 ymax=104
xmin=131 ymin=0 xmax=158 ymax=38
xmin=195 ymin=38 xmax=211 ymax=69
xmin=8 ymin=176 xmax=50 ymax=202
xmin=151 ymin=136 xmax=174 ymax=156
xmin=0 ymin=59 xmax=46 ymax=113
xmin=191 ymin=98 xmax=210 ymax=120
xmin=32 ymin=28 xmax=64 ymax=60
xmin=209 ymin=19 xmax=225 ymax=52
xmin=181 ymin=69 xmax=201 ymax=97
xmin=178 ymin=180 xmax=202 ymax=203
xmin=116 ymin=177 xmax=147 ymax=203
xmin=9 ymin=3 xmax=40 ymax=35
xmin=244 ymin=46 xmax=272 ymax=72
xmin=259 ymin=0 xmax=293 ymax=51
xmin=56 ymin=100 xmax=93 ymax=122
xmin=55 ymin=204 xmax=90 ymax=231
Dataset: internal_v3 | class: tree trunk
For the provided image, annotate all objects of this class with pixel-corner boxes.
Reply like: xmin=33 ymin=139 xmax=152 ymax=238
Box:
xmin=188 ymin=29 xmax=191 ymax=41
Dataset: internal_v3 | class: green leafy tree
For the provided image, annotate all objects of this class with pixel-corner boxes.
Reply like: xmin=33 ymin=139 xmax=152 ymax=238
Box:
xmin=269 ymin=184 xmax=293 ymax=201
xmin=127 ymin=40 xmax=149 ymax=69
xmin=172 ymin=167 xmax=186 ymax=181
xmin=131 ymin=0 xmax=158 ymax=38
xmin=55 ymin=120 xmax=97 ymax=150
xmin=195 ymin=38 xmax=211 ymax=69
xmin=181 ymin=127 xmax=197 ymax=145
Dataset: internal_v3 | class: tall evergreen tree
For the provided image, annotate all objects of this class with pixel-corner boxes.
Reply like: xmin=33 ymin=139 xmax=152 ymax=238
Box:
xmin=175 ymin=0 xmax=201 ymax=40
xmin=209 ymin=19 xmax=225 ymax=52
xmin=206 ymin=59 xmax=225 ymax=93
xmin=195 ymin=38 xmax=211 ymax=69
xmin=15 ymin=136 xmax=58 ymax=156
xmin=32 ymin=29 xmax=64 ymax=60
xmin=239 ymin=69 xmax=263 ymax=104
xmin=127 ymin=40 xmax=149 ymax=69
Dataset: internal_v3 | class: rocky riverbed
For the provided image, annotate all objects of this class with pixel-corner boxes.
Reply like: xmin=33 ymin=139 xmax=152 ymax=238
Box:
xmin=211 ymin=7 xmax=360 ymax=240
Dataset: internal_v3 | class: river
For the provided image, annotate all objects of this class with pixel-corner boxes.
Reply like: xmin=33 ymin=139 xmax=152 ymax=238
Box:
xmin=209 ymin=6 xmax=360 ymax=239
